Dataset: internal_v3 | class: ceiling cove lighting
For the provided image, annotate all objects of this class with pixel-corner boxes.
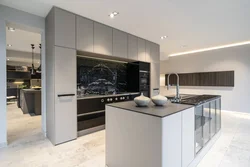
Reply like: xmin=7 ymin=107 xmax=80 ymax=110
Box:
xmin=161 ymin=36 xmax=167 ymax=40
xmin=169 ymin=41 xmax=250 ymax=57
xmin=7 ymin=44 xmax=12 ymax=47
xmin=109 ymin=11 xmax=119 ymax=18
xmin=8 ymin=27 xmax=15 ymax=32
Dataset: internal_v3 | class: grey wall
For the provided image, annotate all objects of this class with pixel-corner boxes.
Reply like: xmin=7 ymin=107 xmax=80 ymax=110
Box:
xmin=160 ymin=44 xmax=250 ymax=113
xmin=0 ymin=4 xmax=46 ymax=147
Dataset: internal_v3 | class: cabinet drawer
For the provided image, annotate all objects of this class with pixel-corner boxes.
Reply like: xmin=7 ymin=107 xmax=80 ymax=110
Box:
xmin=77 ymin=112 xmax=105 ymax=131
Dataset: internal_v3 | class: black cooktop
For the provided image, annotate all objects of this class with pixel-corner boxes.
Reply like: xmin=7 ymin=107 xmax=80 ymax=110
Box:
xmin=179 ymin=95 xmax=220 ymax=106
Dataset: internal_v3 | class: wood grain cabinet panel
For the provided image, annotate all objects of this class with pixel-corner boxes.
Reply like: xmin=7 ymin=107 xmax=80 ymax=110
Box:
xmin=76 ymin=16 xmax=94 ymax=52
xmin=165 ymin=71 xmax=234 ymax=87
xmin=112 ymin=29 xmax=128 ymax=58
xmin=94 ymin=22 xmax=113 ymax=56
xmin=128 ymin=34 xmax=138 ymax=60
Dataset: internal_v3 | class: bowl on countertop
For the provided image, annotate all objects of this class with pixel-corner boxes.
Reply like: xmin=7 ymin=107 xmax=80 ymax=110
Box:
xmin=151 ymin=94 xmax=168 ymax=106
xmin=134 ymin=93 xmax=151 ymax=107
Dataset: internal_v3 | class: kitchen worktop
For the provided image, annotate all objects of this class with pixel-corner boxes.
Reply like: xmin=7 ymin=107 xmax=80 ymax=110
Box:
xmin=22 ymin=89 xmax=41 ymax=93
xmin=107 ymin=101 xmax=193 ymax=118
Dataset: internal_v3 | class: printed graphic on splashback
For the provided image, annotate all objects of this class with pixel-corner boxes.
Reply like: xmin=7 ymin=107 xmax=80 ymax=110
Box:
xmin=77 ymin=57 xmax=127 ymax=96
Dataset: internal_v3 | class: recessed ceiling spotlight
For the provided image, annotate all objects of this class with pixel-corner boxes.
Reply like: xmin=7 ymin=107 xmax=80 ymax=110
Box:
xmin=109 ymin=11 xmax=119 ymax=18
xmin=8 ymin=27 xmax=15 ymax=32
xmin=7 ymin=44 xmax=12 ymax=47
xmin=160 ymin=36 xmax=167 ymax=40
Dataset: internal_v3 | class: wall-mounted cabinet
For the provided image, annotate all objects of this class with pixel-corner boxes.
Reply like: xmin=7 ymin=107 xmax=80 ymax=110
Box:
xmin=76 ymin=16 xmax=94 ymax=52
xmin=145 ymin=41 xmax=151 ymax=63
xmin=138 ymin=38 xmax=146 ymax=62
xmin=54 ymin=8 xmax=76 ymax=49
xmin=112 ymin=29 xmax=128 ymax=59
xmin=166 ymin=71 xmax=234 ymax=87
xmin=94 ymin=22 xmax=113 ymax=56
xmin=128 ymin=34 xmax=138 ymax=60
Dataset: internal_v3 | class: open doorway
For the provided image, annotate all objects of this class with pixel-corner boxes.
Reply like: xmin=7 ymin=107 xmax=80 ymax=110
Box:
xmin=6 ymin=25 xmax=43 ymax=145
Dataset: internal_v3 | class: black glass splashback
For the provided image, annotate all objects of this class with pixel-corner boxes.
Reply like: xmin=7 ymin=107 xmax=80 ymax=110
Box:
xmin=77 ymin=56 xmax=128 ymax=95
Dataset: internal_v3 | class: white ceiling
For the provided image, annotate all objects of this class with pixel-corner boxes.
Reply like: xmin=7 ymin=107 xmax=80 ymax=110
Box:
xmin=6 ymin=27 xmax=41 ymax=66
xmin=1 ymin=0 xmax=250 ymax=60
xmin=6 ymin=27 xmax=41 ymax=53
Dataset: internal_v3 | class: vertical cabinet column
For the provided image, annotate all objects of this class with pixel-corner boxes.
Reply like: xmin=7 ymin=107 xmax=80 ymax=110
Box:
xmin=46 ymin=7 xmax=77 ymax=145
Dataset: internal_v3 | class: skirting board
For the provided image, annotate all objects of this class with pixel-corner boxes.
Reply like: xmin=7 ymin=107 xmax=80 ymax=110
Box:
xmin=0 ymin=142 xmax=7 ymax=148
xmin=188 ymin=130 xmax=221 ymax=167
xmin=77 ymin=125 xmax=105 ymax=137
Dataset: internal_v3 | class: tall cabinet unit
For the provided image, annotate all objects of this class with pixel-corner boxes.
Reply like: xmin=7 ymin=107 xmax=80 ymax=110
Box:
xmin=46 ymin=7 xmax=77 ymax=145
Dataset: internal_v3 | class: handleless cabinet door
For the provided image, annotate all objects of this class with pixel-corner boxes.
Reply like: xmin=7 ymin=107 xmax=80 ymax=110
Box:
xmin=145 ymin=41 xmax=151 ymax=63
xmin=76 ymin=16 xmax=94 ymax=52
xmin=112 ymin=29 xmax=128 ymax=58
xmin=55 ymin=8 xmax=76 ymax=49
xmin=138 ymin=38 xmax=146 ymax=62
xmin=128 ymin=34 xmax=138 ymax=60
xmin=150 ymin=43 xmax=160 ymax=63
xmin=94 ymin=22 xmax=113 ymax=56
xmin=182 ymin=107 xmax=195 ymax=167
xmin=54 ymin=46 xmax=77 ymax=145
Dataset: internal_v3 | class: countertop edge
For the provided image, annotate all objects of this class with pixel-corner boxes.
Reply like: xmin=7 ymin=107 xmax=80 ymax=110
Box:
xmin=106 ymin=103 xmax=194 ymax=118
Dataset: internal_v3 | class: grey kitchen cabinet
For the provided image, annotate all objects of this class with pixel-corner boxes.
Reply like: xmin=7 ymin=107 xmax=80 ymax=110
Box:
xmin=138 ymin=38 xmax=146 ymax=62
xmin=150 ymin=62 xmax=160 ymax=97
xmin=128 ymin=34 xmax=138 ymax=60
xmin=54 ymin=8 xmax=76 ymax=49
xmin=94 ymin=22 xmax=113 ymax=56
xmin=145 ymin=41 xmax=151 ymax=63
xmin=150 ymin=42 xmax=160 ymax=63
xmin=76 ymin=16 xmax=94 ymax=52
xmin=112 ymin=29 xmax=128 ymax=58
xmin=54 ymin=46 xmax=77 ymax=145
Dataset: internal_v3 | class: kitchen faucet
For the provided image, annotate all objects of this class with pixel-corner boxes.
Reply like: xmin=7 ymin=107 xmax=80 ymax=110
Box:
xmin=167 ymin=73 xmax=181 ymax=102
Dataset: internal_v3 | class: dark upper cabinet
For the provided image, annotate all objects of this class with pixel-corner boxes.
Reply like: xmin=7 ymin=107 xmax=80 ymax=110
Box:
xmin=54 ymin=8 xmax=76 ymax=49
xmin=128 ymin=34 xmax=138 ymax=60
xmin=165 ymin=71 xmax=234 ymax=87
xmin=94 ymin=22 xmax=113 ymax=56
xmin=76 ymin=16 xmax=94 ymax=52
xmin=112 ymin=29 xmax=128 ymax=58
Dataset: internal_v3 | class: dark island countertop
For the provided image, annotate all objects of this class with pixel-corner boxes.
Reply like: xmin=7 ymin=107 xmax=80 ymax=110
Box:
xmin=107 ymin=101 xmax=193 ymax=118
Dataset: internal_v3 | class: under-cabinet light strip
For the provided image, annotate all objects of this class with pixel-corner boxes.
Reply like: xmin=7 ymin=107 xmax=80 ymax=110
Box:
xmin=169 ymin=41 xmax=250 ymax=57
xmin=77 ymin=55 xmax=128 ymax=64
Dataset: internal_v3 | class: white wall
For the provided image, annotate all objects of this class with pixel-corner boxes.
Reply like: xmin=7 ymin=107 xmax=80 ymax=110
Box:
xmin=160 ymin=44 xmax=250 ymax=113
xmin=0 ymin=4 xmax=46 ymax=147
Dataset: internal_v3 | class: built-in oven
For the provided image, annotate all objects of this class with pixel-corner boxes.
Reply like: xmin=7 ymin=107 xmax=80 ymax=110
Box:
xmin=139 ymin=70 xmax=149 ymax=86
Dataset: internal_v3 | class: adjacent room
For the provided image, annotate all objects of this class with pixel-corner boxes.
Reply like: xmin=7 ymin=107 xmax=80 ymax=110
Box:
xmin=0 ymin=1 xmax=250 ymax=167
xmin=6 ymin=25 xmax=43 ymax=145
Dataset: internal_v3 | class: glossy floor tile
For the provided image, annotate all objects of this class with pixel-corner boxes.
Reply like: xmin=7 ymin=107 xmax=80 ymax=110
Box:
xmin=1 ymin=103 xmax=250 ymax=167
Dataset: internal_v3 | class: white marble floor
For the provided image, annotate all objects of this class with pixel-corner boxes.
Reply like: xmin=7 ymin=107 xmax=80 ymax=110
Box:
xmin=1 ymin=103 xmax=250 ymax=167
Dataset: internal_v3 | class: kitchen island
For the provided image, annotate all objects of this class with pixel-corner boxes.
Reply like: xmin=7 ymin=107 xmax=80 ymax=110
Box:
xmin=20 ymin=89 xmax=41 ymax=115
xmin=106 ymin=97 xmax=221 ymax=167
